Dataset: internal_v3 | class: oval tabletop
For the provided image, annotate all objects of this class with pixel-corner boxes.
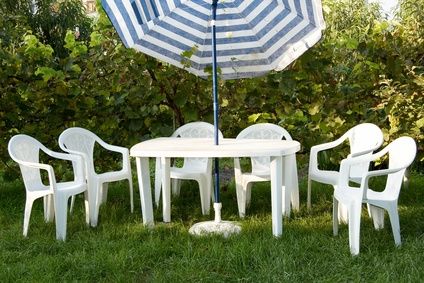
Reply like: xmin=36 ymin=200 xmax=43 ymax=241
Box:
xmin=130 ymin=138 xmax=300 ymax=158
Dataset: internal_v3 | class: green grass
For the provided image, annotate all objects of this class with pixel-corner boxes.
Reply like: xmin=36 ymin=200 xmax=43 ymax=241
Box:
xmin=0 ymin=172 xmax=423 ymax=282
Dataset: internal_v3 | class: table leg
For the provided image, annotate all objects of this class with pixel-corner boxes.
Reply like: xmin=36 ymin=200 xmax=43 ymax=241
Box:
xmin=289 ymin=154 xmax=300 ymax=211
xmin=270 ymin=156 xmax=283 ymax=237
xmin=161 ymin=157 xmax=171 ymax=222
xmin=135 ymin=157 xmax=154 ymax=226
xmin=282 ymin=154 xmax=299 ymax=215
xmin=86 ymin=176 xmax=98 ymax=227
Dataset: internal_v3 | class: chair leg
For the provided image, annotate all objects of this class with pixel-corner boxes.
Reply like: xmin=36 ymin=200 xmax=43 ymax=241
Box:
xmin=43 ymin=195 xmax=47 ymax=216
xmin=245 ymin=182 xmax=252 ymax=208
xmin=23 ymin=196 xmax=36 ymax=237
xmin=101 ymin=183 xmax=108 ymax=204
xmin=209 ymin=173 xmax=214 ymax=203
xmin=235 ymin=179 xmax=246 ymax=218
xmin=198 ymin=176 xmax=211 ymax=215
xmin=366 ymin=203 xmax=372 ymax=218
xmin=369 ymin=204 xmax=385 ymax=230
xmin=69 ymin=195 xmax=76 ymax=213
xmin=307 ymin=177 xmax=312 ymax=210
xmin=387 ymin=203 xmax=401 ymax=246
xmin=338 ymin=203 xmax=349 ymax=224
xmin=90 ymin=182 xmax=102 ymax=227
xmin=335 ymin=185 xmax=349 ymax=224
xmin=333 ymin=196 xmax=339 ymax=236
xmin=128 ymin=177 xmax=134 ymax=213
xmin=84 ymin=191 xmax=90 ymax=225
xmin=171 ymin=179 xmax=181 ymax=196
xmin=286 ymin=154 xmax=300 ymax=211
xmin=348 ymin=201 xmax=362 ymax=256
xmin=54 ymin=194 xmax=69 ymax=241
xmin=44 ymin=194 xmax=54 ymax=222
xmin=154 ymin=158 xmax=162 ymax=207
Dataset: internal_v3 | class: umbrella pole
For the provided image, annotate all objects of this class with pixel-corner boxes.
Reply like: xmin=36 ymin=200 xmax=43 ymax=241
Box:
xmin=211 ymin=0 xmax=221 ymax=221
xmin=189 ymin=0 xmax=241 ymax=237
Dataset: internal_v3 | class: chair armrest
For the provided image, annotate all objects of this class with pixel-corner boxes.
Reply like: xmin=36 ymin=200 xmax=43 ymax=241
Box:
xmin=57 ymin=146 xmax=90 ymax=162
xmin=348 ymin=137 xmax=383 ymax=158
xmin=309 ymin=134 xmax=348 ymax=172
xmin=18 ymin=160 xmax=57 ymax=189
xmin=45 ymin=148 xmax=82 ymax=162
xmin=98 ymin=140 xmax=128 ymax=155
xmin=349 ymin=148 xmax=375 ymax=158
xmin=338 ymin=156 xmax=369 ymax=188
xmin=310 ymin=134 xmax=348 ymax=154
xmin=341 ymin=144 xmax=390 ymax=168
xmin=360 ymin=167 xmax=406 ymax=197
xmin=99 ymin=142 xmax=131 ymax=172
xmin=338 ymin=145 xmax=395 ymax=188
xmin=364 ymin=168 xmax=405 ymax=179
xmin=43 ymin=149 xmax=86 ymax=183
xmin=18 ymin=160 xmax=52 ymax=172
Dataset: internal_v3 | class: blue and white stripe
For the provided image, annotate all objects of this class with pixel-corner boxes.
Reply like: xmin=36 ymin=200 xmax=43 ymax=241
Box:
xmin=102 ymin=0 xmax=325 ymax=80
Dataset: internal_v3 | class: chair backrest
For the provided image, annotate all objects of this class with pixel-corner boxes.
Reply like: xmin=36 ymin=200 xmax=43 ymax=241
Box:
xmin=346 ymin=123 xmax=383 ymax=179
xmin=172 ymin=122 xmax=223 ymax=170
xmin=8 ymin=134 xmax=46 ymax=192
xmin=58 ymin=127 xmax=99 ymax=173
xmin=383 ymin=136 xmax=416 ymax=197
xmin=236 ymin=123 xmax=292 ymax=174
xmin=172 ymin=122 xmax=223 ymax=139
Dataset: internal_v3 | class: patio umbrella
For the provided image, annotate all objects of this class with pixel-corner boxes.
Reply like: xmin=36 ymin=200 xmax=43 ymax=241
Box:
xmin=102 ymin=0 xmax=325 ymax=235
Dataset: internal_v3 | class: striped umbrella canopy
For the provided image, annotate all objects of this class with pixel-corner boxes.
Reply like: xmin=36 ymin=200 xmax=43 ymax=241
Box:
xmin=102 ymin=0 xmax=325 ymax=80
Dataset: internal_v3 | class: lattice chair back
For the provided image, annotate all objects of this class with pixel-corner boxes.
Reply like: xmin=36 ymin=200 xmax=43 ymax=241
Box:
xmin=8 ymin=135 xmax=49 ymax=193
xmin=346 ymin=123 xmax=384 ymax=180
xmin=236 ymin=123 xmax=292 ymax=175
xmin=172 ymin=122 xmax=223 ymax=171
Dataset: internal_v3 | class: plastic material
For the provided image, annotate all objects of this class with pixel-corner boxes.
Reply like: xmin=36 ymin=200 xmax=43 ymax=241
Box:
xmin=189 ymin=202 xmax=241 ymax=237
xmin=58 ymin=127 xmax=133 ymax=227
xmin=8 ymin=134 xmax=88 ymax=240
xmin=154 ymin=122 xmax=223 ymax=215
xmin=307 ymin=123 xmax=384 ymax=219
xmin=234 ymin=123 xmax=299 ymax=217
xmin=333 ymin=137 xmax=416 ymax=255
xmin=131 ymin=137 xmax=300 ymax=237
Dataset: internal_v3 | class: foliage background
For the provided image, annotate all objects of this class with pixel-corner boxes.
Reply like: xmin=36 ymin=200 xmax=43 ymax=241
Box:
xmin=1 ymin=0 xmax=423 ymax=177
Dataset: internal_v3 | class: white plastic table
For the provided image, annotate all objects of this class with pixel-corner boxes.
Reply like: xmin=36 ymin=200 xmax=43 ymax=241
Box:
xmin=130 ymin=137 xmax=300 ymax=237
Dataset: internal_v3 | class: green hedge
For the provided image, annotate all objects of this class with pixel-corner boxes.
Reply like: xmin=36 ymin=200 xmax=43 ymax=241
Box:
xmin=1 ymin=0 xmax=423 ymax=178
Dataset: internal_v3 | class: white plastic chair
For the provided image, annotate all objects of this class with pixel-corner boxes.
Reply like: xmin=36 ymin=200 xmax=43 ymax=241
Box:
xmin=8 ymin=134 xmax=88 ymax=240
xmin=234 ymin=123 xmax=299 ymax=218
xmin=58 ymin=127 xmax=133 ymax=227
xmin=307 ymin=123 xmax=384 ymax=215
xmin=154 ymin=122 xmax=223 ymax=215
xmin=333 ymin=136 xmax=416 ymax=255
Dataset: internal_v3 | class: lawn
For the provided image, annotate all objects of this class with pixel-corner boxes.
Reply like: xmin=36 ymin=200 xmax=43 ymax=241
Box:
xmin=0 ymin=168 xmax=423 ymax=281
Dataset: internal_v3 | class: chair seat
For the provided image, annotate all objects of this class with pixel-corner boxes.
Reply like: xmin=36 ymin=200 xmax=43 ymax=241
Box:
xmin=365 ymin=190 xmax=397 ymax=202
xmin=250 ymin=168 xmax=271 ymax=177
xmin=310 ymin=170 xmax=339 ymax=186
xmin=97 ymin=170 xmax=130 ymax=183
xmin=241 ymin=172 xmax=270 ymax=183
xmin=334 ymin=186 xmax=363 ymax=204
xmin=56 ymin=181 xmax=86 ymax=194
xmin=170 ymin=167 xmax=208 ymax=179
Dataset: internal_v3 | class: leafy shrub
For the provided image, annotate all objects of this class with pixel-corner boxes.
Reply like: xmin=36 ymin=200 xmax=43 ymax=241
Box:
xmin=0 ymin=0 xmax=422 ymax=178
